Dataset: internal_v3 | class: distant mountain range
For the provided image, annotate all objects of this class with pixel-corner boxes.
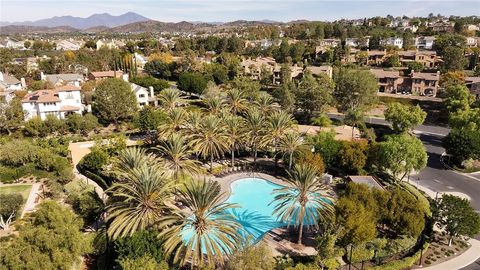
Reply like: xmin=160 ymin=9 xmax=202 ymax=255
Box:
xmin=0 ymin=12 xmax=150 ymax=29
xmin=0 ymin=12 xmax=287 ymax=34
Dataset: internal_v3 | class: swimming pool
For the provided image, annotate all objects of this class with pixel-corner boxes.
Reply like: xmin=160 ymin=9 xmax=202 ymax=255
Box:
xmin=225 ymin=178 xmax=285 ymax=244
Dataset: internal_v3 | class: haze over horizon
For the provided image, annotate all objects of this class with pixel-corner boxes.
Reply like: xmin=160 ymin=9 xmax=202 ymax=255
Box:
xmin=1 ymin=0 xmax=480 ymax=23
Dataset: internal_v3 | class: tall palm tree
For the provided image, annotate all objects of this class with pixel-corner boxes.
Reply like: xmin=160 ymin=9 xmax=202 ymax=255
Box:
xmin=262 ymin=111 xmax=294 ymax=165
xmin=271 ymin=163 xmax=334 ymax=245
xmin=158 ymin=107 xmax=187 ymax=139
xmin=106 ymin=166 xmax=173 ymax=239
xmin=159 ymin=179 xmax=242 ymax=268
xmin=190 ymin=115 xmax=230 ymax=172
xmin=184 ymin=110 xmax=203 ymax=137
xmin=244 ymin=108 xmax=265 ymax=165
xmin=155 ymin=133 xmax=201 ymax=180
xmin=203 ymin=95 xmax=225 ymax=115
xmin=255 ymin=91 xmax=279 ymax=115
xmin=224 ymin=114 xmax=246 ymax=167
xmin=225 ymin=88 xmax=248 ymax=115
xmin=279 ymin=131 xmax=308 ymax=170
xmin=158 ymin=88 xmax=184 ymax=112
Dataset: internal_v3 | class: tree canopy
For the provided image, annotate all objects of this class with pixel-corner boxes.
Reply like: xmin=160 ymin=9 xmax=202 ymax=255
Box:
xmin=93 ymin=78 xmax=138 ymax=124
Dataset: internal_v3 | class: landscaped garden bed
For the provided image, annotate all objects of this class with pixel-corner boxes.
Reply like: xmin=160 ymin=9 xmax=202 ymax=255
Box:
xmin=417 ymin=232 xmax=470 ymax=267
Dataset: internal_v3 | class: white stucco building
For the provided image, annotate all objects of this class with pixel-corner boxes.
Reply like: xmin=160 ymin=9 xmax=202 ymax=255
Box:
xmin=131 ymin=83 xmax=157 ymax=108
xmin=21 ymin=85 xmax=85 ymax=120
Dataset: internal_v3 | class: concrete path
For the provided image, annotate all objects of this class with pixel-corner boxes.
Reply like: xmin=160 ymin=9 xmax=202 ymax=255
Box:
xmin=21 ymin=183 xmax=42 ymax=218
xmin=419 ymin=238 xmax=480 ymax=270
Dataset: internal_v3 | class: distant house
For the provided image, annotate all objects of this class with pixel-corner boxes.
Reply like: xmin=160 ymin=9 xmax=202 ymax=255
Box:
xmin=305 ymin=65 xmax=333 ymax=79
xmin=21 ymin=85 xmax=85 ymax=120
xmin=466 ymin=37 xmax=479 ymax=48
xmin=0 ymin=72 xmax=24 ymax=91
xmin=131 ymin=83 xmax=157 ymax=108
xmin=318 ymin=39 xmax=341 ymax=48
xmin=345 ymin=38 xmax=370 ymax=48
xmin=88 ymin=70 xmax=125 ymax=81
xmin=465 ymin=77 xmax=480 ymax=100
xmin=0 ymin=89 xmax=15 ymax=104
xmin=346 ymin=175 xmax=384 ymax=190
xmin=41 ymin=72 xmax=84 ymax=87
xmin=397 ymin=50 xmax=439 ymax=68
xmin=367 ymin=50 xmax=387 ymax=66
xmin=96 ymin=39 xmax=125 ymax=50
xmin=382 ymin=37 xmax=403 ymax=49
xmin=240 ymin=57 xmax=276 ymax=80
xmin=273 ymin=64 xmax=303 ymax=85
xmin=415 ymin=36 xmax=436 ymax=50
xmin=56 ymin=39 xmax=83 ymax=51
xmin=410 ymin=71 xmax=440 ymax=96
xmin=370 ymin=69 xmax=440 ymax=96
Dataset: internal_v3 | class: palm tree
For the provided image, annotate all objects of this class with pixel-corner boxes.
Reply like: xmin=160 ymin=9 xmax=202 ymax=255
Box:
xmin=184 ymin=110 xmax=203 ymax=137
xmin=158 ymin=107 xmax=187 ymax=139
xmin=262 ymin=111 xmax=294 ymax=165
xmin=158 ymin=88 xmax=184 ymax=112
xmin=279 ymin=131 xmax=308 ymax=170
xmin=271 ymin=163 xmax=334 ymax=245
xmin=190 ymin=115 xmax=230 ymax=172
xmin=111 ymin=147 xmax=159 ymax=176
xmin=106 ymin=166 xmax=174 ymax=239
xmin=255 ymin=91 xmax=279 ymax=114
xmin=224 ymin=114 xmax=246 ymax=167
xmin=225 ymin=88 xmax=248 ymax=115
xmin=244 ymin=108 xmax=265 ymax=165
xmin=155 ymin=133 xmax=201 ymax=180
xmin=203 ymin=95 xmax=225 ymax=115
xmin=159 ymin=179 xmax=242 ymax=268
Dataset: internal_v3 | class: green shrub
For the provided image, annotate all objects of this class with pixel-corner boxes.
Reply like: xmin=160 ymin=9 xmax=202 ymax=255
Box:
xmin=114 ymin=230 xmax=166 ymax=266
xmin=311 ymin=114 xmax=332 ymax=127
xmin=0 ymin=193 xmax=23 ymax=219
xmin=78 ymin=149 xmax=109 ymax=173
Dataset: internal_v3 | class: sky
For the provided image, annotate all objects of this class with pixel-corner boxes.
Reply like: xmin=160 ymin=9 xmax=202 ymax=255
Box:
xmin=1 ymin=0 xmax=480 ymax=23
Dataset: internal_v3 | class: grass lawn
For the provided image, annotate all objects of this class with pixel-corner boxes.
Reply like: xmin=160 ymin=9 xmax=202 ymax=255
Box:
xmin=0 ymin=184 xmax=33 ymax=203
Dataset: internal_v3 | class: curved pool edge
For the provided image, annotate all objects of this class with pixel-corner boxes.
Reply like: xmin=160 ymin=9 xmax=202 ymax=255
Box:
xmin=213 ymin=172 xmax=288 ymax=201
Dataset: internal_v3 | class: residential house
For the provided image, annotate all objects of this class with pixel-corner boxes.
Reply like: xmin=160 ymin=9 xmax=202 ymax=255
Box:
xmin=410 ymin=71 xmax=440 ymax=96
xmin=415 ymin=36 xmax=436 ymax=50
xmin=88 ymin=70 xmax=125 ymax=81
xmin=41 ymin=72 xmax=84 ymax=87
xmin=134 ymin=52 xmax=148 ymax=70
xmin=0 ymin=72 xmax=24 ymax=91
xmin=370 ymin=69 xmax=404 ymax=93
xmin=466 ymin=37 xmax=479 ymax=47
xmin=465 ymin=77 xmax=480 ymax=99
xmin=398 ymin=50 xmax=439 ymax=68
xmin=429 ymin=21 xmax=454 ymax=32
xmin=466 ymin=24 xmax=480 ymax=31
xmin=2 ymin=38 xmax=25 ymax=50
xmin=96 ymin=39 xmax=125 ymax=50
xmin=0 ymin=89 xmax=15 ymax=104
xmin=273 ymin=64 xmax=303 ymax=85
xmin=345 ymin=38 xmax=370 ymax=48
xmin=56 ymin=39 xmax=83 ymax=51
xmin=240 ymin=57 xmax=276 ymax=80
xmin=305 ymin=65 xmax=333 ymax=79
xmin=317 ymin=39 xmax=341 ymax=50
xmin=382 ymin=37 xmax=403 ymax=49
xmin=131 ymin=83 xmax=157 ymax=107
xmin=367 ymin=50 xmax=387 ymax=66
xmin=21 ymin=85 xmax=85 ymax=120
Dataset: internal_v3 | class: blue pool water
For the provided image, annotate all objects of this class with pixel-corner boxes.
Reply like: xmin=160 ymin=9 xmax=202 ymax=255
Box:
xmin=225 ymin=178 xmax=286 ymax=243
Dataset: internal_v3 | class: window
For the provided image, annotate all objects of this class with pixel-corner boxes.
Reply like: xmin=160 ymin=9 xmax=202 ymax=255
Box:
xmin=139 ymin=94 xmax=145 ymax=98
xmin=66 ymin=92 xmax=74 ymax=99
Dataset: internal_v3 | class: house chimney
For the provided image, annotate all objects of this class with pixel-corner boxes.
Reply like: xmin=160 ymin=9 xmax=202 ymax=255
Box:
xmin=0 ymin=72 xmax=3 ymax=82
xmin=20 ymin=78 xmax=26 ymax=88
xmin=149 ymin=86 xmax=154 ymax=97
xmin=122 ymin=74 xmax=129 ymax=82
xmin=40 ymin=72 xmax=46 ymax=81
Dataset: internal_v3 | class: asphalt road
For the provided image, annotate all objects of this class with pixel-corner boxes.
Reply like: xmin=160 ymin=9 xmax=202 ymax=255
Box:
xmin=329 ymin=114 xmax=480 ymax=270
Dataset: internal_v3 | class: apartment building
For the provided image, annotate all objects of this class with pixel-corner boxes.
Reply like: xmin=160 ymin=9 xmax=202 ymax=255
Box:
xmin=398 ymin=50 xmax=439 ymax=68
xmin=370 ymin=69 xmax=440 ymax=96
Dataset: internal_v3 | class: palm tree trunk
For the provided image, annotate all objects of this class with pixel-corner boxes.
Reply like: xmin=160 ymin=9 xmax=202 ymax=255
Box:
xmin=253 ymin=143 xmax=257 ymax=165
xmin=298 ymin=218 xmax=304 ymax=245
xmin=231 ymin=147 xmax=235 ymax=168
xmin=210 ymin=154 xmax=214 ymax=173
xmin=289 ymin=151 xmax=293 ymax=170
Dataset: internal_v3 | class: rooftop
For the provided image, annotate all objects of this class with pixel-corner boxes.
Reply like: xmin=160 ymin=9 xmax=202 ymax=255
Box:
xmin=347 ymin=175 xmax=384 ymax=190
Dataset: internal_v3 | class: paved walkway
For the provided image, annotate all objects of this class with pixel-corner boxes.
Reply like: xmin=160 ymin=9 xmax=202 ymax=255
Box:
xmin=21 ymin=183 xmax=42 ymax=218
xmin=419 ymin=238 xmax=480 ymax=270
